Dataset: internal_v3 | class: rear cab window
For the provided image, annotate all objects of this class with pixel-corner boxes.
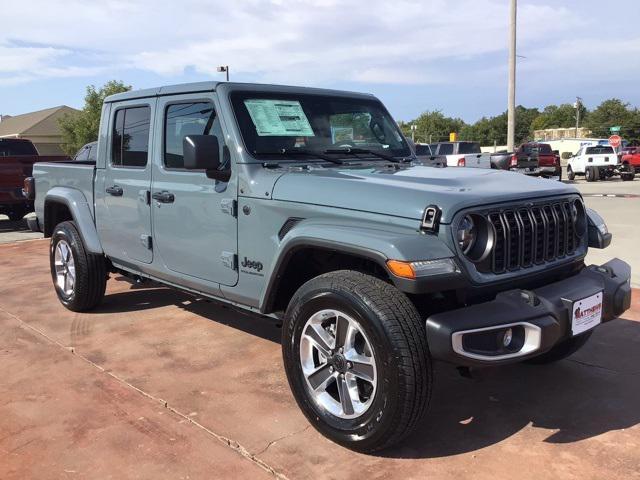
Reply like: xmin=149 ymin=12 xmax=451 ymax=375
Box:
xmin=586 ymin=146 xmax=614 ymax=155
xmin=437 ymin=143 xmax=453 ymax=155
xmin=111 ymin=106 xmax=151 ymax=168
xmin=0 ymin=139 xmax=38 ymax=156
xmin=457 ymin=142 xmax=480 ymax=154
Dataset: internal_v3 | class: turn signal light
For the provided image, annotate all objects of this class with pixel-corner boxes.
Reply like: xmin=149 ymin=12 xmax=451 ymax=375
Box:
xmin=510 ymin=155 xmax=518 ymax=167
xmin=386 ymin=259 xmax=459 ymax=279
xmin=457 ymin=157 xmax=466 ymax=167
xmin=386 ymin=260 xmax=415 ymax=279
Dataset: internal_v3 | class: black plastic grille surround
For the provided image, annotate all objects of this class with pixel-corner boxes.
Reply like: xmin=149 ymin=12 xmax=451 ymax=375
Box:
xmin=481 ymin=199 xmax=582 ymax=274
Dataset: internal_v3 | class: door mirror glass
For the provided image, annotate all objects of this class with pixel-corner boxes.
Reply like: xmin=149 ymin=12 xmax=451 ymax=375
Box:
xmin=183 ymin=135 xmax=230 ymax=181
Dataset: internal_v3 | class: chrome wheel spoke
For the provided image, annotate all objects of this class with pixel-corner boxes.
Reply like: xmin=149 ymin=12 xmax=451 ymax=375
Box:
xmin=335 ymin=315 xmax=349 ymax=349
xmin=346 ymin=352 xmax=375 ymax=382
xmin=337 ymin=375 xmax=355 ymax=416
xmin=307 ymin=364 xmax=335 ymax=391
xmin=303 ymin=324 xmax=332 ymax=358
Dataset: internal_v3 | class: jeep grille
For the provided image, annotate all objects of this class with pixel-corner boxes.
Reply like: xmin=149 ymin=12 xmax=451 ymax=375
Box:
xmin=484 ymin=200 xmax=581 ymax=274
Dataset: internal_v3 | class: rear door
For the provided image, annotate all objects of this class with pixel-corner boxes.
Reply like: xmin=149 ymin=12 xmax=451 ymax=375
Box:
xmin=98 ymin=99 xmax=155 ymax=264
xmin=150 ymin=94 xmax=238 ymax=287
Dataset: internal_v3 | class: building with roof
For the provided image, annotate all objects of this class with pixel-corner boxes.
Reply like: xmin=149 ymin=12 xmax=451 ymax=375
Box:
xmin=0 ymin=106 xmax=79 ymax=155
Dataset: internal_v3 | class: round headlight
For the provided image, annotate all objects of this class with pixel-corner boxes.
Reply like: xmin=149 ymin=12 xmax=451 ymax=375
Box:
xmin=456 ymin=215 xmax=477 ymax=254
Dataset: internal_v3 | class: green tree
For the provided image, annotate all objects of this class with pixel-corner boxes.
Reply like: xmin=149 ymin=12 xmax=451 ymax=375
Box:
xmin=584 ymin=98 xmax=637 ymax=138
xmin=459 ymin=106 xmax=538 ymax=146
xmin=59 ymin=80 xmax=131 ymax=154
xmin=530 ymin=103 xmax=588 ymax=131
xmin=400 ymin=110 xmax=466 ymax=143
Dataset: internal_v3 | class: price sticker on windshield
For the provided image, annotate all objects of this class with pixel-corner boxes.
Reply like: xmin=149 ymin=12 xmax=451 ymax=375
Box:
xmin=244 ymin=99 xmax=315 ymax=137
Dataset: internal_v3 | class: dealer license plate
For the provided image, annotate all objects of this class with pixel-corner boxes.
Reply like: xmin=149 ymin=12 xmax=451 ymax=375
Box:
xmin=571 ymin=292 xmax=603 ymax=336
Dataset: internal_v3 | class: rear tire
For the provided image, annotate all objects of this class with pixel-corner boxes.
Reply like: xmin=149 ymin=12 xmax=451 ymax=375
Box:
xmin=50 ymin=221 xmax=107 ymax=312
xmin=585 ymin=166 xmax=597 ymax=182
xmin=282 ymin=270 xmax=432 ymax=452
xmin=526 ymin=331 xmax=592 ymax=364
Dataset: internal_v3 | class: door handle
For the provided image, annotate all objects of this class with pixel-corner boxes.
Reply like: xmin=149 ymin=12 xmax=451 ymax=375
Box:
xmin=106 ymin=185 xmax=123 ymax=196
xmin=152 ymin=191 xmax=175 ymax=203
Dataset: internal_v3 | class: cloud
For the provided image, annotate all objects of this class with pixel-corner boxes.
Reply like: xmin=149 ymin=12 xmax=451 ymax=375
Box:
xmin=1 ymin=0 xmax=638 ymax=91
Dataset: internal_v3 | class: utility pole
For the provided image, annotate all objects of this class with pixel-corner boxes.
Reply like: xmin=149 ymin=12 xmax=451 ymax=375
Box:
xmin=575 ymin=100 xmax=579 ymax=138
xmin=507 ymin=0 xmax=517 ymax=151
xmin=410 ymin=124 xmax=417 ymax=143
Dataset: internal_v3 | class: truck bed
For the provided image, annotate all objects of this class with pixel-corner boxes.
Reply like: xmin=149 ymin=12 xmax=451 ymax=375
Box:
xmin=33 ymin=161 xmax=97 ymax=221
xmin=1 ymin=154 xmax=70 ymax=212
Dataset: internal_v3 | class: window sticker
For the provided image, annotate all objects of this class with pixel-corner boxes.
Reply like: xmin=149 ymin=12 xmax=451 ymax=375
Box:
xmin=244 ymin=99 xmax=315 ymax=136
xmin=331 ymin=127 xmax=354 ymax=143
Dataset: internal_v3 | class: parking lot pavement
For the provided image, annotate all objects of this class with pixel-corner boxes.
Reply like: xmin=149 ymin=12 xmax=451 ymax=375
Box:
xmin=569 ymin=176 xmax=640 ymax=286
xmin=1 ymin=239 xmax=639 ymax=480
xmin=0 ymin=213 xmax=43 ymax=244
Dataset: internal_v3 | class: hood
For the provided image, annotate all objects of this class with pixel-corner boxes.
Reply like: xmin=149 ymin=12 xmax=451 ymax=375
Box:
xmin=272 ymin=165 xmax=578 ymax=223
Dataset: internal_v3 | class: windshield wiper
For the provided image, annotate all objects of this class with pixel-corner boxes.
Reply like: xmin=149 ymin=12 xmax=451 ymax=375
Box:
xmin=254 ymin=149 xmax=343 ymax=165
xmin=323 ymin=147 xmax=401 ymax=163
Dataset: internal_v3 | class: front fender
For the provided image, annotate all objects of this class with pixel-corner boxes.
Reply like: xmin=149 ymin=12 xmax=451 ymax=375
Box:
xmin=259 ymin=219 xmax=457 ymax=311
xmin=44 ymin=187 xmax=103 ymax=254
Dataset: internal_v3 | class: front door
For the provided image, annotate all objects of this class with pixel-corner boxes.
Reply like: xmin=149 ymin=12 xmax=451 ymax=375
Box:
xmin=151 ymin=95 xmax=238 ymax=287
xmin=99 ymin=100 xmax=155 ymax=264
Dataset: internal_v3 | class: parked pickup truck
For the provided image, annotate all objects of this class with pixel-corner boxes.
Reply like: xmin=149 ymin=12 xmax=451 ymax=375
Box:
xmin=567 ymin=145 xmax=631 ymax=182
xmin=620 ymin=149 xmax=640 ymax=177
xmin=490 ymin=142 xmax=561 ymax=180
xmin=412 ymin=142 xmax=447 ymax=168
xmin=429 ymin=141 xmax=491 ymax=168
xmin=0 ymin=138 xmax=69 ymax=220
xmin=28 ymin=82 xmax=631 ymax=452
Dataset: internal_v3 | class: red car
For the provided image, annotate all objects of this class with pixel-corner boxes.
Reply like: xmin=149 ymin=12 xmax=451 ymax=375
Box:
xmin=0 ymin=138 xmax=69 ymax=221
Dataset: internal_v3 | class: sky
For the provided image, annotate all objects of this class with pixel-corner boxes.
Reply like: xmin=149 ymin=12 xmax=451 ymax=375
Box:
xmin=1 ymin=0 xmax=639 ymax=123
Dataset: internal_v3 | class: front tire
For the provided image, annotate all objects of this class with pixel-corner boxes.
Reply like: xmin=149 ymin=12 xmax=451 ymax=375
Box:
xmin=50 ymin=221 xmax=107 ymax=312
xmin=526 ymin=331 xmax=592 ymax=364
xmin=567 ymin=165 xmax=575 ymax=181
xmin=282 ymin=270 xmax=432 ymax=452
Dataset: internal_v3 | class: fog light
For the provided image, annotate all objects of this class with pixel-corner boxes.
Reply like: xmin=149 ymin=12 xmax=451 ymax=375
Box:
xmin=502 ymin=328 xmax=513 ymax=348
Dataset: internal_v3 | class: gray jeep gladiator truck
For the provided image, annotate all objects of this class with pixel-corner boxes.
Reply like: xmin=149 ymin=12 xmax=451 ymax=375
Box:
xmin=27 ymin=81 xmax=631 ymax=452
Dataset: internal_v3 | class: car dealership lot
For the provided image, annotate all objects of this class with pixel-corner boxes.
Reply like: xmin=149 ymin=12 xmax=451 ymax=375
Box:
xmin=1 ymin=174 xmax=639 ymax=479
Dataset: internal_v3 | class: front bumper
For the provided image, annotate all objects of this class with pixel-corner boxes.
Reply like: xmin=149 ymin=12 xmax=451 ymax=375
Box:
xmin=426 ymin=258 xmax=632 ymax=366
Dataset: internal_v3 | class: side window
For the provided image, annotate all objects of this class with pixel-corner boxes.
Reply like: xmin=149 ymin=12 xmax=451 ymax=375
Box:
xmin=164 ymin=102 xmax=223 ymax=169
xmin=438 ymin=143 xmax=453 ymax=155
xmin=111 ymin=106 xmax=151 ymax=168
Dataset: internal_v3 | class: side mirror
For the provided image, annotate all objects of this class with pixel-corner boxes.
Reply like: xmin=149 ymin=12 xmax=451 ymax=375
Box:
xmin=183 ymin=135 xmax=230 ymax=181
xmin=561 ymin=152 xmax=572 ymax=160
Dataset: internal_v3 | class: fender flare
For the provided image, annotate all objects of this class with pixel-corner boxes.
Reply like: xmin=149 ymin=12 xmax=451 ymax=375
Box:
xmin=44 ymin=187 xmax=103 ymax=254
xmin=259 ymin=220 xmax=455 ymax=312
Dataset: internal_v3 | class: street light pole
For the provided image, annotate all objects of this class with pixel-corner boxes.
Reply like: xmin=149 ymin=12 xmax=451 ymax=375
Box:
xmin=575 ymin=96 xmax=582 ymax=138
xmin=507 ymin=0 xmax=517 ymax=152
xmin=217 ymin=65 xmax=229 ymax=81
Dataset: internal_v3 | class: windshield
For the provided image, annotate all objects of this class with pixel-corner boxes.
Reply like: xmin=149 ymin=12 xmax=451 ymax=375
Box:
xmin=230 ymin=91 xmax=410 ymax=160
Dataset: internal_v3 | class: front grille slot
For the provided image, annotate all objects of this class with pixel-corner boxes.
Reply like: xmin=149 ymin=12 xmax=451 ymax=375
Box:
xmin=482 ymin=200 xmax=580 ymax=275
